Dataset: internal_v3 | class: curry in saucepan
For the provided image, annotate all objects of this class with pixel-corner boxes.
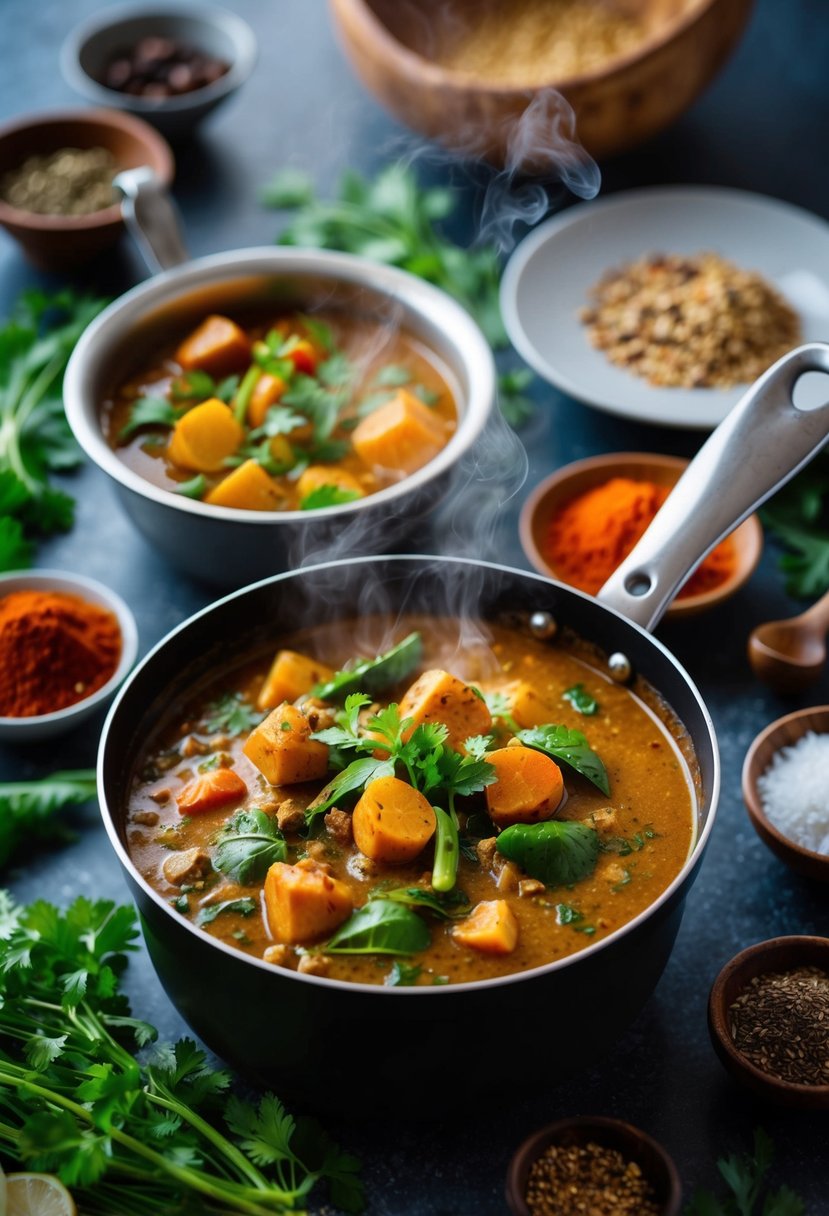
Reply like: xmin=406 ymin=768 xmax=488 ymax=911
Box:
xmin=126 ymin=617 xmax=696 ymax=986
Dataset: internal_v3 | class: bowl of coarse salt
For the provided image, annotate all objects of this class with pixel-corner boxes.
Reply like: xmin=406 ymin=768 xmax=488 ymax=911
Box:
xmin=742 ymin=707 xmax=829 ymax=882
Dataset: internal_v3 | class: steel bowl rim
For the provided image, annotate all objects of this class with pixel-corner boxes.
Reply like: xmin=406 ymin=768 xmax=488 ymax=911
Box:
xmin=97 ymin=552 xmax=720 ymax=997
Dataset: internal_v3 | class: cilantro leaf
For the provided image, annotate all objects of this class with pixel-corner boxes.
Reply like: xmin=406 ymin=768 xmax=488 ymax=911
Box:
xmin=517 ymin=724 xmax=610 ymax=795
xmin=203 ymin=692 xmax=264 ymax=736
xmin=300 ymin=484 xmax=362 ymax=510
xmin=119 ymin=395 xmax=180 ymax=440
xmin=496 ymin=819 xmax=600 ymax=887
xmin=195 ymin=897 xmax=257 ymax=926
xmin=0 ymin=769 xmax=96 ymax=869
xmin=385 ymin=960 xmax=422 ymax=986
xmin=563 ymin=683 xmax=599 ymax=715
xmin=498 ymin=367 xmax=536 ymax=428
xmin=0 ymin=512 xmax=32 ymax=570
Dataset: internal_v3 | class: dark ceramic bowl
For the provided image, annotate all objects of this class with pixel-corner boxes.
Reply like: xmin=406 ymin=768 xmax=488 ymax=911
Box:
xmin=708 ymin=935 xmax=829 ymax=1109
xmin=0 ymin=108 xmax=173 ymax=269
xmin=742 ymin=707 xmax=829 ymax=882
xmin=506 ymin=1116 xmax=682 ymax=1216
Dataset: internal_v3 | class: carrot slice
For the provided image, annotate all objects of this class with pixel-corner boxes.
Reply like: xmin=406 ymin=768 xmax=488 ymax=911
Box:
xmin=484 ymin=746 xmax=564 ymax=827
xmin=176 ymin=768 xmax=247 ymax=816
xmin=352 ymin=775 xmax=436 ymax=863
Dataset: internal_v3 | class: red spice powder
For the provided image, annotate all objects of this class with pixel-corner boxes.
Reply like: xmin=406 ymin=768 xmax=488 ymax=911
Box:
xmin=543 ymin=476 xmax=737 ymax=599
xmin=0 ymin=589 xmax=122 ymax=717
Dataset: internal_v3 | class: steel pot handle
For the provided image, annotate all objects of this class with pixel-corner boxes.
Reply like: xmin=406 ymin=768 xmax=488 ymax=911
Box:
xmin=598 ymin=343 xmax=829 ymax=632
xmin=114 ymin=167 xmax=189 ymax=273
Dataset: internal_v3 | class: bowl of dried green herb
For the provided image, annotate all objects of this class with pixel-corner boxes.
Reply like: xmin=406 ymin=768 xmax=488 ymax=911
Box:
xmin=505 ymin=1115 xmax=682 ymax=1216
xmin=708 ymin=935 xmax=829 ymax=1109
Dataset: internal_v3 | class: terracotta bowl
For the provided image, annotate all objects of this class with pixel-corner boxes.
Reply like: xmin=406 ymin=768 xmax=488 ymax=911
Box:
xmin=519 ymin=452 xmax=763 ymax=618
xmin=329 ymin=0 xmax=755 ymax=167
xmin=506 ymin=1116 xmax=682 ymax=1216
xmin=742 ymin=707 xmax=829 ymax=882
xmin=708 ymin=936 xmax=829 ymax=1109
xmin=0 ymin=108 xmax=173 ymax=270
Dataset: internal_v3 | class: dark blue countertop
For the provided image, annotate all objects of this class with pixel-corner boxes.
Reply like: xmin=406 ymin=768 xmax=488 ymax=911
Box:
xmin=0 ymin=1 xmax=827 ymax=1212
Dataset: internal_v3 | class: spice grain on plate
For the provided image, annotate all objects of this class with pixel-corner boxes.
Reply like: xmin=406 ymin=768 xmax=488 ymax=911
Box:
xmin=729 ymin=966 xmax=829 ymax=1085
xmin=0 ymin=589 xmax=121 ymax=717
xmin=544 ymin=476 xmax=736 ymax=598
xmin=580 ymin=252 xmax=801 ymax=388
xmin=0 ymin=147 xmax=117 ymax=217
xmin=524 ymin=1140 xmax=660 ymax=1216
xmin=756 ymin=731 xmax=829 ymax=854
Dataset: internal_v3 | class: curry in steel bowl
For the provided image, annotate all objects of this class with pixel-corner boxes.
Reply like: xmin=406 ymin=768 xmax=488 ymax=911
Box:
xmin=125 ymin=613 xmax=696 ymax=987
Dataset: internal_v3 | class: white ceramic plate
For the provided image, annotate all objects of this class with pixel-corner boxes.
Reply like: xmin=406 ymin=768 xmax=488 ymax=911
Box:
xmin=501 ymin=186 xmax=829 ymax=429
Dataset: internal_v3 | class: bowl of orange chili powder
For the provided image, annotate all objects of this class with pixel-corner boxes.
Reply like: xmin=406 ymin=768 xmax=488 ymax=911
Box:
xmin=0 ymin=569 xmax=138 ymax=741
xmin=519 ymin=452 xmax=763 ymax=617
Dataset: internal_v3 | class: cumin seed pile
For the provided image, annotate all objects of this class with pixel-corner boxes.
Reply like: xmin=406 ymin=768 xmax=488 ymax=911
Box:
xmin=524 ymin=1140 xmax=660 ymax=1215
xmin=729 ymin=965 xmax=829 ymax=1085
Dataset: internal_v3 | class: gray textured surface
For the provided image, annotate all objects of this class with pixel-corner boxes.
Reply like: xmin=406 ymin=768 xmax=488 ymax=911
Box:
xmin=1 ymin=0 xmax=828 ymax=1212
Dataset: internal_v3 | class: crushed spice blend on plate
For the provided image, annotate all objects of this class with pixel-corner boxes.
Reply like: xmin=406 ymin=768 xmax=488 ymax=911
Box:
xmin=729 ymin=965 xmax=829 ymax=1085
xmin=580 ymin=251 xmax=801 ymax=388
xmin=524 ymin=1140 xmax=660 ymax=1216
xmin=0 ymin=589 xmax=121 ymax=717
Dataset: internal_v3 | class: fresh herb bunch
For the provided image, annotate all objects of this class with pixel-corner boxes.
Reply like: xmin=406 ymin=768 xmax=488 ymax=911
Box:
xmin=0 ymin=289 xmax=106 ymax=569
xmin=0 ymin=892 xmax=362 ymax=1214
xmin=0 ymin=769 xmax=96 ymax=868
xmin=762 ymin=452 xmax=829 ymax=598
xmin=685 ymin=1128 xmax=804 ymax=1216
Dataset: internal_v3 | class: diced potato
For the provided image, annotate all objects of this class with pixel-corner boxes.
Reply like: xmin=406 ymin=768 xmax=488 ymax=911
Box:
xmin=257 ymin=650 xmax=335 ymax=711
xmin=352 ymin=775 xmax=437 ymax=864
xmin=452 ymin=900 xmax=518 ymax=954
xmin=204 ymin=460 xmax=283 ymax=511
xmin=167 ymin=398 xmax=245 ymax=473
xmin=264 ymin=858 xmax=353 ymax=944
xmin=351 ymin=389 xmax=447 ymax=474
xmin=296 ymin=466 xmax=365 ymax=502
xmin=398 ymin=669 xmax=492 ymax=753
xmin=247 ymin=372 xmax=287 ymax=428
xmin=243 ymin=702 xmax=329 ymax=785
xmin=176 ymin=314 xmax=252 ymax=377
xmin=484 ymin=746 xmax=564 ymax=827
xmin=507 ymin=680 xmax=556 ymax=729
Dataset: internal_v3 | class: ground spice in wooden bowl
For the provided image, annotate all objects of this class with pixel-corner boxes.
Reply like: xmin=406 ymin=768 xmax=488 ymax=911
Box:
xmin=729 ymin=966 xmax=829 ymax=1086
xmin=525 ymin=1140 xmax=661 ymax=1216
xmin=0 ymin=588 xmax=121 ymax=717
xmin=0 ymin=147 xmax=117 ymax=216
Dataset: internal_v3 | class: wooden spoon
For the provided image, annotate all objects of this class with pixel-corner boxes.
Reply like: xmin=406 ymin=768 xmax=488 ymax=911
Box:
xmin=748 ymin=590 xmax=829 ymax=692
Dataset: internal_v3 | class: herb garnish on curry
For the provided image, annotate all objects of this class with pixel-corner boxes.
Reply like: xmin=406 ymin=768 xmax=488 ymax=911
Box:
xmin=126 ymin=619 xmax=695 ymax=986
xmin=103 ymin=310 xmax=457 ymax=511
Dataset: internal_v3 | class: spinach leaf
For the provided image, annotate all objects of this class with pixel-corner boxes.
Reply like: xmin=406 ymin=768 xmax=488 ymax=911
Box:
xmin=305 ymin=756 xmax=395 ymax=825
xmin=496 ymin=820 xmax=600 ymax=887
xmin=195 ymin=897 xmax=257 ymax=926
xmin=563 ymin=684 xmax=599 ymax=715
xmin=371 ymin=886 xmax=470 ymax=919
xmin=311 ymin=632 xmax=423 ymax=702
xmin=321 ymin=900 xmax=430 ymax=955
xmin=517 ymin=725 xmax=610 ymax=795
xmin=213 ymin=809 xmax=286 ymax=883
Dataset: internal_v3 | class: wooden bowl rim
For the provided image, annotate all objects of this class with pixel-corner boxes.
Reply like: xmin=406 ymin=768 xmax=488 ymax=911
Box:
xmin=0 ymin=107 xmax=174 ymax=232
xmin=518 ymin=451 xmax=763 ymax=618
xmin=334 ymin=0 xmax=726 ymax=95
xmin=708 ymin=935 xmax=829 ymax=1100
xmin=742 ymin=706 xmax=829 ymax=870
xmin=505 ymin=1114 xmax=683 ymax=1216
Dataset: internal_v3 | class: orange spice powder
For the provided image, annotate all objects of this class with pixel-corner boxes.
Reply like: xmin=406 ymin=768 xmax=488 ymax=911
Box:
xmin=543 ymin=476 xmax=736 ymax=599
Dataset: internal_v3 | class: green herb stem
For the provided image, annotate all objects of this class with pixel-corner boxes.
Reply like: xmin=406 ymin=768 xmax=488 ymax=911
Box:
xmin=431 ymin=806 xmax=459 ymax=893
xmin=233 ymin=365 xmax=262 ymax=426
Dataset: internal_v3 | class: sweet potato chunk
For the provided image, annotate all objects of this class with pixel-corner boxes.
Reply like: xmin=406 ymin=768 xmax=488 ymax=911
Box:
xmin=296 ymin=465 xmax=365 ymax=503
xmin=351 ymin=389 xmax=447 ymax=474
xmin=398 ymin=669 xmax=492 ymax=753
xmin=484 ymin=746 xmax=564 ymax=827
xmin=176 ymin=314 xmax=251 ymax=377
xmin=243 ymin=702 xmax=329 ymax=786
xmin=176 ymin=768 xmax=247 ymax=816
xmin=247 ymin=372 xmax=287 ymax=429
xmin=452 ymin=900 xmax=518 ymax=954
xmin=507 ymin=680 xmax=556 ymax=730
xmin=352 ymin=775 xmax=437 ymax=864
xmin=167 ymin=399 xmax=245 ymax=473
xmin=264 ymin=858 xmax=353 ymax=944
xmin=204 ymin=459 xmax=283 ymax=511
xmin=257 ymin=650 xmax=335 ymax=711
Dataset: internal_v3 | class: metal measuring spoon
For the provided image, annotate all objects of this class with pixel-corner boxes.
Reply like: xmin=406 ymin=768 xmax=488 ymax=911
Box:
xmin=748 ymin=589 xmax=829 ymax=693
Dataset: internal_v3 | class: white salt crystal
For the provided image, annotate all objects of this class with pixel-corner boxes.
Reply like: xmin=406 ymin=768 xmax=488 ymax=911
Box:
xmin=756 ymin=730 xmax=829 ymax=855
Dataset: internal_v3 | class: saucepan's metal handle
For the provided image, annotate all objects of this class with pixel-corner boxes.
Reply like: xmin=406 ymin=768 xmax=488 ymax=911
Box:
xmin=598 ymin=343 xmax=829 ymax=632
xmin=114 ymin=167 xmax=189 ymax=273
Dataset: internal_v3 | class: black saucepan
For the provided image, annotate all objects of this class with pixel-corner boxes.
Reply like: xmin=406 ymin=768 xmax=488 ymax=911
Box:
xmin=99 ymin=345 xmax=829 ymax=1113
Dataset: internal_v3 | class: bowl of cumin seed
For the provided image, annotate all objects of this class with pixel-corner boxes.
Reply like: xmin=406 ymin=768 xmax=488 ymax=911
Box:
xmin=708 ymin=935 xmax=829 ymax=1109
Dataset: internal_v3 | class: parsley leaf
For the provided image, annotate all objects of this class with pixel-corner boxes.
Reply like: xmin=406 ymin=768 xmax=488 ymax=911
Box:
xmin=563 ymin=683 xmax=599 ymax=715
xmin=213 ymin=809 xmax=286 ymax=883
xmin=498 ymin=368 xmax=536 ymax=428
xmin=385 ymin=960 xmax=422 ymax=986
xmin=0 ymin=769 xmax=96 ymax=869
xmin=118 ymin=395 xmax=180 ymax=440
xmin=203 ymin=692 xmax=264 ymax=736
xmin=300 ymin=484 xmax=362 ymax=510
xmin=685 ymin=1129 xmax=805 ymax=1216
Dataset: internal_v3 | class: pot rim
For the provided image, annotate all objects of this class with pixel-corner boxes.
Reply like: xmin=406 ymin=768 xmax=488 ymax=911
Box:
xmin=64 ymin=246 xmax=496 ymax=523
xmin=98 ymin=553 xmax=720 ymax=996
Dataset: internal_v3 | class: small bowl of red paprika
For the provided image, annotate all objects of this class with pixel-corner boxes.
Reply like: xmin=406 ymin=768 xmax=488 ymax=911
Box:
xmin=519 ymin=452 xmax=763 ymax=618
xmin=0 ymin=569 xmax=138 ymax=742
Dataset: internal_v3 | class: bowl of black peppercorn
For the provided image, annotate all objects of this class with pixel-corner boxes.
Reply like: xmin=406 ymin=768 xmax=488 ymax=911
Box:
xmin=506 ymin=1115 xmax=682 ymax=1216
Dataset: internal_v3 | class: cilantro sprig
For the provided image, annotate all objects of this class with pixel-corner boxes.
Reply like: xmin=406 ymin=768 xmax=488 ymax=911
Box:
xmin=0 ymin=769 xmax=96 ymax=869
xmin=685 ymin=1128 xmax=804 ymax=1216
xmin=0 ymin=892 xmax=363 ymax=1213
xmin=204 ymin=692 xmax=264 ymax=736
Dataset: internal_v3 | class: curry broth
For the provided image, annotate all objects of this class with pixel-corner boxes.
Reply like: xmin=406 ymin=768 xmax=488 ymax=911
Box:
xmin=126 ymin=617 xmax=696 ymax=986
xmin=102 ymin=310 xmax=458 ymax=509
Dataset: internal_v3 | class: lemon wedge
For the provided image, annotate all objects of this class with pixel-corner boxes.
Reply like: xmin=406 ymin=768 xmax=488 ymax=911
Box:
xmin=6 ymin=1173 xmax=76 ymax=1216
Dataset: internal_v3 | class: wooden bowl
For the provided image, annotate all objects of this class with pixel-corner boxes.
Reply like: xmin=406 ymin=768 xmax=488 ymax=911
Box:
xmin=506 ymin=1116 xmax=682 ymax=1216
xmin=708 ymin=936 xmax=829 ymax=1109
xmin=519 ymin=452 xmax=763 ymax=618
xmin=329 ymin=0 xmax=755 ymax=166
xmin=742 ymin=707 xmax=829 ymax=882
xmin=0 ymin=108 xmax=173 ymax=270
